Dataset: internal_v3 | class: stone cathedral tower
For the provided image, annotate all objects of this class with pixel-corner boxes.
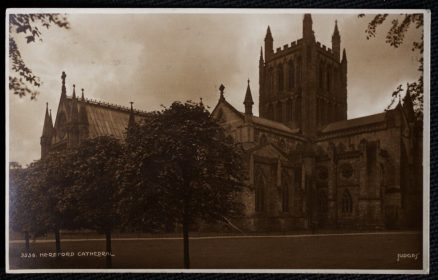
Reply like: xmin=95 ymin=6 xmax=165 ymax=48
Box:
xmin=259 ymin=14 xmax=348 ymax=138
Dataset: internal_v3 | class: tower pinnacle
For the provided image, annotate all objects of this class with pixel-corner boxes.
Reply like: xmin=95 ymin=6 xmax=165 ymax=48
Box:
xmin=264 ymin=26 xmax=274 ymax=59
xmin=61 ymin=71 xmax=67 ymax=98
xmin=332 ymin=20 xmax=341 ymax=61
xmin=72 ymin=84 xmax=76 ymax=99
xmin=244 ymin=79 xmax=254 ymax=116
xmin=303 ymin=13 xmax=315 ymax=41
xmin=128 ymin=101 xmax=135 ymax=130
xmin=219 ymin=84 xmax=225 ymax=101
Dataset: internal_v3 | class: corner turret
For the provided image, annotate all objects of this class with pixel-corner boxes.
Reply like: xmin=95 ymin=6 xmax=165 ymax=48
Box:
xmin=244 ymin=79 xmax=254 ymax=116
xmin=303 ymin=14 xmax=315 ymax=42
xmin=264 ymin=26 xmax=274 ymax=60
xmin=40 ymin=102 xmax=53 ymax=159
xmin=332 ymin=20 xmax=341 ymax=61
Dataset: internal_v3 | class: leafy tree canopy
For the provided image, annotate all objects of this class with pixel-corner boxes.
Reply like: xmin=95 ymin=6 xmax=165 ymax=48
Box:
xmin=359 ymin=13 xmax=423 ymax=120
xmin=9 ymin=14 xmax=70 ymax=99
xmin=70 ymin=136 xmax=123 ymax=233
xmin=120 ymin=101 xmax=246 ymax=231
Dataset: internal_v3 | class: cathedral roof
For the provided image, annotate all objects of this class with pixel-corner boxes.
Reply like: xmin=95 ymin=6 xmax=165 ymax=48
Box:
xmin=61 ymin=96 xmax=148 ymax=140
xmin=320 ymin=112 xmax=386 ymax=134
xmin=249 ymin=115 xmax=299 ymax=134
xmin=212 ymin=97 xmax=301 ymax=135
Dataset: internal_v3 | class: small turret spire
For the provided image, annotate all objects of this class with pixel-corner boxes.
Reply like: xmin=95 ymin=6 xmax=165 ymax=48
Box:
xmin=42 ymin=102 xmax=53 ymax=138
xmin=61 ymin=71 xmax=67 ymax=98
xmin=342 ymin=48 xmax=347 ymax=63
xmin=260 ymin=47 xmax=264 ymax=63
xmin=72 ymin=84 xmax=76 ymax=99
xmin=219 ymin=84 xmax=225 ymax=101
xmin=403 ymin=84 xmax=415 ymax=121
xmin=244 ymin=79 xmax=254 ymax=116
xmin=49 ymin=109 xmax=53 ymax=127
xmin=81 ymin=88 xmax=85 ymax=101
xmin=303 ymin=14 xmax=315 ymax=41
xmin=128 ymin=101 xmax=136 ymax=130
xmin=265 ymin=26 xmax=272 ymax=39
xmin=264 ymin=26 xmax=274 ymax=60
xmin=333 ymin=20 xmax=339 ymax=35
xmin=332 ymin=20 xmax=341 ymax=61
xmin=41 ymin=102 xmax=54 ymax=159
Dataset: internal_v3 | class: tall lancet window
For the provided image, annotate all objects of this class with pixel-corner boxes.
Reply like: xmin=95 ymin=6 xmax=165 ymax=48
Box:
xmin=326 ymin=65 xmax=331 ymax=91
xmin=319 ymin=62 xmax=324 ymax=89
xmin=276 ymin=102 xmax=283 ymax=122
xmin=288 ymin=61 xmax=295 ymax=90
xmin=286 ymin=99 xmax=293 ymax=121
xmin=341 ymin=189 xmax=353 ymax=213
xmin=278 ymin=64 xmax=284 ymax=92
xmin=268 ymin=67 xmax=274 ymax=95
xmin=282 ymin=171 xmax=290 ymax=212
xmin=267 ymin=104 xmax=274 ymax=119
xmin=255 ymin=169 xmax=266 ymax=212
xmin=297 ymin=57 xmax=302 ymax=86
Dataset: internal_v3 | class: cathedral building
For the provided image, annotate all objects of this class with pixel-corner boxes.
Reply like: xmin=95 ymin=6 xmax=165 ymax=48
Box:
xmin=41 ymin=14 xmax=422 ymax=231
xmin=210 ymin=14 xmax=422 ymax=230
xmin=40 ymin=72 xmax=147 ymax=159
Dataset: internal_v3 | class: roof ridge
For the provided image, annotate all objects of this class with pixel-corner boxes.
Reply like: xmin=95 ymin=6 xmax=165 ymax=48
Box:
xmin=66 ymin=95 xmax=149 ymax=115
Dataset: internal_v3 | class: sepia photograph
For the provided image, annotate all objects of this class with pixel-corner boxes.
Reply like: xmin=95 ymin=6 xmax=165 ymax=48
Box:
xmin=6 ymin=9 xmax=429 ymax=273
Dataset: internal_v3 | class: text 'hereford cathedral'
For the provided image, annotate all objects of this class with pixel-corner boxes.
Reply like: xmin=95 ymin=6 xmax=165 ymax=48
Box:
xmin=41 ymin=14 xmax=422 ymax=231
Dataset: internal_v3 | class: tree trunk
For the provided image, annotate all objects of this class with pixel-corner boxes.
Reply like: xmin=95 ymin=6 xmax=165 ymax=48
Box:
xmin=182 ymin=221 xmax=190 ymax=269
xmin=55 ymin=229 xmax=61 ymax=254
xmin=105 ymin=230 xmax=112 ymax=268
xmin=24 ymin=231 xmax=30 ymax=252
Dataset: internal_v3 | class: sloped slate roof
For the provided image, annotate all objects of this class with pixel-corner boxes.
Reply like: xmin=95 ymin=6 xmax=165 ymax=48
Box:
xmin=249 ymin=115 xmax=300 ymax=134
xmin=65 ymin=97 xmax=148 ymax=140
xmin=321 ymin=112 xmax=386 ymax=133
xmin=214 ymin=99 xmax=299 ymax=134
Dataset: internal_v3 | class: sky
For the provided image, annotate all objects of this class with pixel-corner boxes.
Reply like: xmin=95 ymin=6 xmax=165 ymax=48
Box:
xmin=8 ymin=11 xmax=423 ymax=165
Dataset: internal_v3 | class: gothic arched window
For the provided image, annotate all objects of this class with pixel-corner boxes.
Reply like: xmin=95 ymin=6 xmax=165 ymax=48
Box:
xmin=296 ymin=57 xmax=302 ymax=86
xmin=276 ymin=102 xmax=283 ymax=122
xmin=267 ymin=104 xmax=274 ymax=119
xmin=57 ymin=112 xmax=67 ymax=139
xmin=295 ymin=96 xmax=301 ymax=124
xmin=278 ymin=64 xmax=284 ymax=92
xmin=326 ymin=65 xmax=331 ymax=91
xmin=334 ymin=68 xmax=339 ymax=91
xmin=317 ymin=190 xmax=328 ymax=213
xmin=341 ymin=189 xmax=353 ymax=213
xmin=288 ymin=61 xmax=295 ymax=90
xmin=286 ymin=99 xmax=293 ymax=121
xmin=319 ymin=62 xmax=324 ymax=89
xmin=268 ymin=67 xmax=274 ymax=94
xmin=282 ymin=172 xmax=290 ymax=212
xmin=255 ymin=168 xmax=266 ymax=212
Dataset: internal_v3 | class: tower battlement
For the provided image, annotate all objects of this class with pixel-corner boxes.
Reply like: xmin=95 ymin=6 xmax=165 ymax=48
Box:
xmin=259 ymin=14 xmax=347 ymax=137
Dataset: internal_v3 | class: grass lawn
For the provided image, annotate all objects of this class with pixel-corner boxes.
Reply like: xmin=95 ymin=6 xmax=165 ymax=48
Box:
xmin=8 ymin=232 xmax=423 ymax=270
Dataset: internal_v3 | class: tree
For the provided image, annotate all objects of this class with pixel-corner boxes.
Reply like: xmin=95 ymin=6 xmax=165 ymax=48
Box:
xmin=9 ymin=152 xmax=76 ymax=253
xmin=9 ymin=14 xmax=70 ymax=99
xmin=359 ymin=13 xmax=424 ymax=119
xmin=121 ymin=101 xmax=245 ymax=269
xmin=70 ymin=136 xmax=123 ymax=268
xmin=9 ymin=164 xmax=35 ymax=251
xmin=39 ymin=150 xmax=78 ymax=254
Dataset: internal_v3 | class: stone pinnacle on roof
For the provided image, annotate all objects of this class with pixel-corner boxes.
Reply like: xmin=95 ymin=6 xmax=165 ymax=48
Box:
xmin=244 ymin=79 xmax=254 ymax=116
xmin=72 ymin=84 xmax=76 ymax=99
xmin=61 ymin=71 xmax=67 ymax=98
xmin=219 ymin=84 xmax=225 ymax=101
